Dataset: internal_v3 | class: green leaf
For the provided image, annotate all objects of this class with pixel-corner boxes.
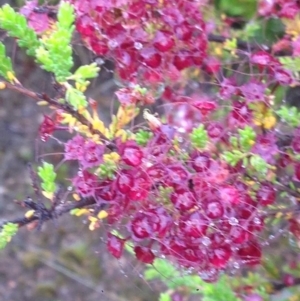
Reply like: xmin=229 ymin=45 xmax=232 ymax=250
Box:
xmin=98 ymin=162 xmax=117 ymax=180
xmin=243 ymin=21 xmax=261 ymax=39
xmin=190 ymin=124 xmax=208 ymax=149
xmin=159 ymin=293 xmax=172 ymax=301
xmin=133 ymin=84 xmax=148 ymax=96
xmin=0 ymin=43 xmax=14 ymax=80
xmin=223 ymin=38 xmax=237 ymax=51
xmin=34 ymin=2 xmax=75 ymax=82
xmin=73 ymin=63 xmax=100 ymax=81
xmin=0 ymin=4 xmax=40 ymax=55
xmin=0 ymin=223 xmax=18 ymax=249
xmin=202 ymin=275 xmax=242 ymax=301
xmin=222 ymin=150 xmax=244 ymax=166
xmin=279 ymin=57 xmax=300 ymax=73
xmin=216 ymin=0 xmax=257 ymax=19
xmin=144 ymin=258 xmax=178 ymax=281
xmin=70 ymin=208 xmax=80 ymax=215
xmin=135 ymin=130 xmax=153 ymax=146
xmin=238 ymin=126 xmax=256 ymax=152
xmin=276 ymin=106 xmax=300 ymax=127
xmin=250 ymin=155 xmax=268 ymax=175
xmin=65 ymin=85 xmax=88 ymax=109
xmin=229 ymin=136 xmax=238 ymax=148
xmin=57 ymin=2 xmax=75 ymax=30
xmin=37 ymin=162 xmax=56 ymax=193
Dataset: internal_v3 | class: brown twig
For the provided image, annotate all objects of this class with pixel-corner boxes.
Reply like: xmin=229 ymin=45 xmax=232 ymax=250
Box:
xmin=0 ymin=197 xmax=96 ymax=229
xmin=208 ymin=34 xmax=264 ymax=52
xmin=207 ymin=33 xmax=290 ymax=56
xmin=272 ymin=277 xmax=300 ymax=292
xmin=3 ymin=81 xmax=115 ymax=150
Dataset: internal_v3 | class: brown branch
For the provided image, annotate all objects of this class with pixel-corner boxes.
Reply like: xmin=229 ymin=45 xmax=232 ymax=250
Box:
xmin=0 ymin=197 xmax=96 ymax=229
xmin=2 ymin=81 xmax=115 ymax=150
xmin=208 ymin=33 xmax=291 ymax=56
xmin=272 ymin=277 xmax=300 ymax=292
xmin=208 ymin=34 xmax=263 ymax=52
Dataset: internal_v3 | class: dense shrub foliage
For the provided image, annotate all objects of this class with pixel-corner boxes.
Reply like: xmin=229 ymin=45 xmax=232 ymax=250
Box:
xmin=1 ymin=0 xmax=300 ymax=300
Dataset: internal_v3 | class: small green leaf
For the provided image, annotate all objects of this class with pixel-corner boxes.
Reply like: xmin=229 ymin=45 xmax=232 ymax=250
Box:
xmin=250 ymin=155 xmax=268 ymax=175
xmin=57 ymin=2 xmax=75 ymax=29
xmin=238 ymin=126 xmax=256 ymax=151
xmin=0 ymin=223 xmax=18 ymax=249
xmin=229 ymin=136 xmax=238 ymax=148
xmin=190 ymin=124 xmax=208 ymax=149
xmin=65 ymin=86 xmax=88 ymax=109
xmin=70 ymin=208 xmax=80 ymax=215
xmin=276 ymin=106 xmax=300 ymax=127
xmin=98 ymin=162 xmax=117 ymax=180
xmin=37 ymin=162 xmax=56 ymax=193
xmin=0 ymin=43 xmax=14 ymax=80
xmin=73 ymin=63 xmax=100 ymax=81
xmin=0 ymin=4 xmax=40 ymax=55
xmin=34 ymin=2 xmax=75 ymax=81
xmin=279 ymin=57 xmax=300 ymax=73
xmin=133 ymin=84 xmax=148 ymax=96
xmin=222 ymin=150 xmax=244 ymax=166
xmin=135 ymin=130 xmax=153 ymax=146
xmin=159 ymin=293 xmax=172 ymax=301
xmin=224 ymin=38 xmax=237 ymax=51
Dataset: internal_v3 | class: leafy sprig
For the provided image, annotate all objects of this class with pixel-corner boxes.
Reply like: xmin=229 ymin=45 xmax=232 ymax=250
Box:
xmin=37 ymin=162 xmax=57 ymax=194
xmin=0 ymin=4 xmax=40 ymax=55
xmin=0 ymin=223 xmax=18 ymax=249
xmin=190 ymin=124 xmax=208 ymax=149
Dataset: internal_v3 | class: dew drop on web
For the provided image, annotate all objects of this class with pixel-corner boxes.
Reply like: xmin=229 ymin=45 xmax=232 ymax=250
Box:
xmin=228 ymin=217 xmax=239 ymax=226
xmin=134 ymin=42 xmax=143 ymax=50
xmin=253 ymin=217 xmax=261 ymax=225
xmin=201 ymin=236 xmax=211 ymax=246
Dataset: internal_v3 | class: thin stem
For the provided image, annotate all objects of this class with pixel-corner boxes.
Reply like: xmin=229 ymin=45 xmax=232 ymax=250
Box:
xmin=208 ymin=34 xmax=290 ymax=56
xmin=3 ymin=81 xmax=115 ymax=150
xmin=0 ymin=197 xmax=96 ymax=229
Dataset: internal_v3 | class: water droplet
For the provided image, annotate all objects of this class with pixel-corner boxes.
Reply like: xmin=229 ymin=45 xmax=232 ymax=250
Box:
xmin=67 ymin=186 xmax=73 ymax=191
xmin=253 ymin=217 xmax=261 ymax=225
xmin=233 ymin=262 xmax=240 ymax=269
xmin=228 ymin=217 xmax=239 ymax=226
xmin=269 ymin=235 xmax=275 ymax=240
xmin=201 ymin=236 xmax=211 ymax=246
xmin=108 ymin=39 xmax=118 ymax=49
xmin=134 ymin=42 xmax=143 ymax=50
xmin=95 ymin=57 xmax=105 ymax=65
